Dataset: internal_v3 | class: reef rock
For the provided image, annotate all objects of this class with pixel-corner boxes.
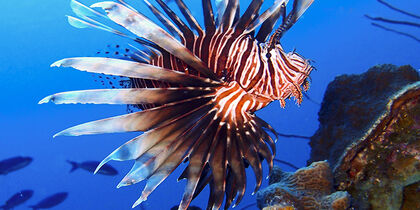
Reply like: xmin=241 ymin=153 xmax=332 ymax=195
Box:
xmin=308 ymin=64 xmax=419 ymax=166
xmin=308 ymin=64 xmax=420 ymax=209
xmin=256 ymin=161 xmax=350 ymax=210
xmin=333 ymin=81 xmax=420 ymax=209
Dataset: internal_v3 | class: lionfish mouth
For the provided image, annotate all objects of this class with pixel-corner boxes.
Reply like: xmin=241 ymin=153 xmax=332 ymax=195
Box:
xmin=40 ymin=0 xmax=315 ymax=209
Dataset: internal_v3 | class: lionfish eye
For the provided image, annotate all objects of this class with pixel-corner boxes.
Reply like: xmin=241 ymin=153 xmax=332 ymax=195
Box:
xmin=266 ymin=52 xmax=271 ymax=59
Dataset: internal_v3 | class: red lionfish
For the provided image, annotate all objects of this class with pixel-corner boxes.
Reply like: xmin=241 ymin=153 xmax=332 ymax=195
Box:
xmin=40 ymin=0 xmax=314 ymax=209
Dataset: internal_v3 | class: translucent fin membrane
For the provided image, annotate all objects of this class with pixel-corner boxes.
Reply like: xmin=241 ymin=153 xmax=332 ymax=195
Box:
xmin=70 ymin=0 xmax=105 ymax=18
xmin=54 ymin=97 xmax=212 ymax=137
xmin=39 ymin=87 xmax=214 ymax=105
xmin=51 ymin=57 xmax=220 ymax=87
xmin=91 ymin=2 xmax=219 ymax=81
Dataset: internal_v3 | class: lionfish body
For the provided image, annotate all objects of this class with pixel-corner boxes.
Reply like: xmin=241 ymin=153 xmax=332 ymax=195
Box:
xmin=40 ymin=0 xmax=314 ymax=209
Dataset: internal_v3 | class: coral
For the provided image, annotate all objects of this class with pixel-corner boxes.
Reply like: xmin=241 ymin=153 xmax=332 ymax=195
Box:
xmin=333 ymin=81 xmax=420 ymax=209
xmin=256 ymin=161 xmax=350 ymax=210
xmin=309 ymin=64 xmax=419 ymax=167
xmin=309 ymin=64 xmax=420 ymax=209
xmin=263 ymin=206 xmax=295 ymax=210
xmin=401 ymin=182 xmax=420 ymax=210
xmin=259 ymin=64 xmax=419 ymax=209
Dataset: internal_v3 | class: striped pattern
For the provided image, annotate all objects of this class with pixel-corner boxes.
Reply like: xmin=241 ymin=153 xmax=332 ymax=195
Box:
xmin=40 ymin=0 xmax=314 ymax=209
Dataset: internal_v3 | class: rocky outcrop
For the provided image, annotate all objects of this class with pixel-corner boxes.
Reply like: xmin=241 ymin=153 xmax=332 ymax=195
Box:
xmin=308 ymin=64 xmax=420 ymax=209
xmin=308 ymin=64 xmax=419 ymax=166
xmin=256 ymin=161 xmax=350 ymax=210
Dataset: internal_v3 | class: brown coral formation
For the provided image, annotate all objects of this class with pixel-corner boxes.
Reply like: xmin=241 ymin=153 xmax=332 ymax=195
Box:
xmin=309 ymin=64 xmax=419 ymax=166
xmin=401 ymin=182 xmax=420 ymax=210
xmin=257 ymin=64 xmax=419 ymax=209
xmin=308 ymin=64 xmax=420 ymax=209
xmin=256 ymin=161 xmax=350 ymax=210
xmin=333 ymin=81 xmax=420 ymax=209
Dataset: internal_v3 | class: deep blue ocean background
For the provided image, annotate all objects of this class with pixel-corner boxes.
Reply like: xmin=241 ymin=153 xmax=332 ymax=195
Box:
xmin=1 ymin=0 xmax=419 ymax=209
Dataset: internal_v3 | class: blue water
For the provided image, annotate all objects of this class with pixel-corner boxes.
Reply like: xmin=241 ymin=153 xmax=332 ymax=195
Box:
xmin=1 ymin=0 xmax=419 ymax=209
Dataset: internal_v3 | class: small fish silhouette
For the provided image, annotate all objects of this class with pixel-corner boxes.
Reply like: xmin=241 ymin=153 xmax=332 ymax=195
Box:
xmin=29 ymin=192 xmax=68 ymax=210
xmin=0 ymin=156 xmax=33 ymax=175
xmin=67 ymin=160 xmax=118 ymax=176
xmin=0 ymin=190 xmax=34 ymax=210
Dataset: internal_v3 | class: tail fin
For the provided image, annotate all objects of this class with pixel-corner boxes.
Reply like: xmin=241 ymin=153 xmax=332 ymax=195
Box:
xmin=66 ymin=160 xmax=79 ymax=173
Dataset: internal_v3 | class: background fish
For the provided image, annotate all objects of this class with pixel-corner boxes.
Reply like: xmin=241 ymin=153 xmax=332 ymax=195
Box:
xmin=67 ymin=160 xmax=118 ymax=176
xmin=0 ymin=156 xmax=33 ymax=175
xmin=0 ymin=190 xmax=34 ymax=210
xmin=29 ymin=192 xmax=68 ymax=210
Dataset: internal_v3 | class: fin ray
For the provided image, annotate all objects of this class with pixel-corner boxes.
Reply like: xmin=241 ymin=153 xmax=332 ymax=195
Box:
xmin=70 ymin=0 xmax=105 ymax=18
xmin=234 ymin=0 xmax=263 ymax=32
xmin=39 ymin=88 xmax=214 ymax=105
xmin=202 ymin=0 xmax=216 ymax=32
xmin=142 ymin=0 xmax=183 ymax=39
xmin=244 ymin=0 xmax=289 ymax=34
xmin=91 ymin=2 xmax=219 ymax=81
xmin=117 ymin=104 xmax=213 ymax=188
xmin=179 ymin=113 xmax=219 ymax=209
xmin=95 ymin=103 xmax=212 ymax=173
xmin=54 ymin=97 xmax=212 ymax=137
xmin=132 ymin=111 xmax=214 ymax=208
xmin=174 ymin=0 xmax=203 ymax=34
xmin=220 ymin=0 xmax=239 ymax=31
xmin=51 ymin=57 xmax=219 ymax=87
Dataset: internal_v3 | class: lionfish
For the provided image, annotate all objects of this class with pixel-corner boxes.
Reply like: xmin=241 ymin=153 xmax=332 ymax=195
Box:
xmin=40 ymin=0 xmax=314 ymax=209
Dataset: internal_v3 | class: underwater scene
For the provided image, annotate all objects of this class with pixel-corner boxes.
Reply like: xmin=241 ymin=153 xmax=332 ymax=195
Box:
xmin=1 ymin=0 xmax=419 ymax=209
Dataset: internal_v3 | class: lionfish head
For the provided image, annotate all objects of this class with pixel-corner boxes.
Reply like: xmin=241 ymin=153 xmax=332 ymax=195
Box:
xmin=259 ymin=42 xmax=313 ymax=106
